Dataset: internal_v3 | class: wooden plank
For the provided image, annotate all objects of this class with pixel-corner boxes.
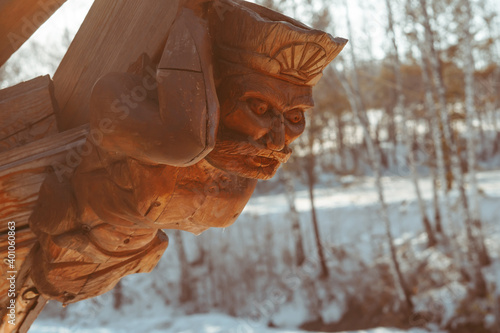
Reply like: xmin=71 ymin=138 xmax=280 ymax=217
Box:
xmin=0 ymin=0 xmax=67 ymax=67
xmin=0 ymin=75 xmax=59 ymax=153
xmin=53 ymin=0 xmax=180 ymax=130
xmin=0 ymin=125 xmax=89 ymax=233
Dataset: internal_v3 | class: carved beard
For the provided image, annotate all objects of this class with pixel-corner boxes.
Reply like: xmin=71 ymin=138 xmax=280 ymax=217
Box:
xmin=206 ymin=74 xmax=295 ymax=180
xmin=205 ymin=138 xmax=291 ymax=180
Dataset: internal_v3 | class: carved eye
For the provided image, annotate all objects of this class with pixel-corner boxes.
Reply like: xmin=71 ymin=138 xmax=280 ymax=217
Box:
xmin=247 ymin=98 xmax=270 ymax=115
xmin=285 ymin=109 xmax=304 ymax=124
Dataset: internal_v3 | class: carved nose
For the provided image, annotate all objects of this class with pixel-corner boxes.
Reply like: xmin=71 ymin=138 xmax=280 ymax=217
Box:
xmin=266 ymin=111 xmax=285 ymax=151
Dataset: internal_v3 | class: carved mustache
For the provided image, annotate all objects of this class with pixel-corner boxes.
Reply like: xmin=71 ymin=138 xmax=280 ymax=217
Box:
xmin=213 ymin=139 xmax=292 ymax=163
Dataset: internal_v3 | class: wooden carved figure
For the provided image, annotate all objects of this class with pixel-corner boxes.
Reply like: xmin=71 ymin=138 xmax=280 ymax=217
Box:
xmin=0 ymin=0 xmax=346 ymax=330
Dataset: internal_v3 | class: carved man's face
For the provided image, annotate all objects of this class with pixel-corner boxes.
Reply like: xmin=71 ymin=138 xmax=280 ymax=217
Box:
xmin=205 ymin=72 xmax=314 ymax=180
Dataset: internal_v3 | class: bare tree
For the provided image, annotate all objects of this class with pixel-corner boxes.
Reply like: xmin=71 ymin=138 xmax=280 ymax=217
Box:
xmin=416 ymin=0 xmax=488 ymax=296
xmin=461 ymin=0 xmax=491 ymax=268
xmin=334 ymin=0 xmax=414 ymax=312
xmin=303 ymin=112 xmax=329 ymax=279
xmin=174 ymin=230 xmax=194 ymax=303
xmin=280 ymin=168 xmax=306 ymax=267
xmin=386 ymin=0 xmax=436 ymax=247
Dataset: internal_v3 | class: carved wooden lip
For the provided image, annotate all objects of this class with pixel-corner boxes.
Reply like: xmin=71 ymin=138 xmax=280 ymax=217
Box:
xmin=245 ymin=155 xmax=280 ymax=168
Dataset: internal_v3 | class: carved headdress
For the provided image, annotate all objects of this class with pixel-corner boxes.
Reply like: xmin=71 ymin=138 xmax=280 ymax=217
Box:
xmin=209 ymin=0 xmax=347 ymax=86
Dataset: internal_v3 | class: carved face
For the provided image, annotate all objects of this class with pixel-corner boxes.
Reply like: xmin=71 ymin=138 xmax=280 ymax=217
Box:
xmin=205 ymin=72 xmax=314 ymax=180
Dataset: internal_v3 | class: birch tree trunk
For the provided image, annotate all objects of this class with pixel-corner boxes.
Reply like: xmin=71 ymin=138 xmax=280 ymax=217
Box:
xmin=335 ymin=0 xmax=414 ymax=312
xmin=462 ymin=0 xmax=491 ymax=267
xmin=417 ymin=51 xmax=452 ymax=241
xmin=419 ymin=0 xmax=484 ymax=264
xmin=174 ymin=230 xmax=194 ymax=303
xmin=304 ymin=134 xmax=329 ymax=279
xmin=431 ymin=168 xmax=443 ymax=233
xmin=386 ymin=0 xmax=436 ymax=247
xmin=418 ymin=0 xmax=488 ymax=296
xmin=281 ymin=170 xmax=306 ymax=267
xmin=336 ymin=112 xmax=347 ymax=171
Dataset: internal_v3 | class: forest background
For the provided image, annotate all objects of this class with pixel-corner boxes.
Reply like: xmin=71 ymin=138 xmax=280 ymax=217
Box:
xmin=1 ymin=0 xmax=500 ymax=332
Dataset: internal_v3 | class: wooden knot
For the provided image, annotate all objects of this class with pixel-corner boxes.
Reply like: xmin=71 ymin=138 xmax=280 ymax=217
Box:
xmin=81 ymin=224 xmax=92 ymax=233
xmin=22 ymin=287 xmax=39 ymax=301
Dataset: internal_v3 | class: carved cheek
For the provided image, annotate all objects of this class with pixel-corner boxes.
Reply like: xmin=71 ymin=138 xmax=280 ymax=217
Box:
xmin=223 ymin=102 xmax=272 ymax=139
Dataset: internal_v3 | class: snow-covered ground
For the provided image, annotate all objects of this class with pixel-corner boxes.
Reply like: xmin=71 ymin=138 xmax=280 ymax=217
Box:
xmin=31 ymin=313 xmax=444 ymax=333
xmin=32 ymin=170 xmax=500 ymax=332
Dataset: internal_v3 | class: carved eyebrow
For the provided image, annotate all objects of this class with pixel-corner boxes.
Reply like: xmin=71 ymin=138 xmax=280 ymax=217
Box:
xmin=240 ymin=83 xmax=313 ymax=111
xmin=241 ymin=91 xmax=285 ymax=110
xmin=290 ymin=95 xmax=314 ymax=110
xmin=290 ymin=103 xmax=314 ymax=110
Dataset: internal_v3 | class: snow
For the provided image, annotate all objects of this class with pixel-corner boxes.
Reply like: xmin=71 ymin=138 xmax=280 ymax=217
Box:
xmin=32 ymin=169 xmax=500 ymax=332
xmin=30 ymin=313 xmax=444 ymax=333
xmin=412 ymin=282 xmax=468 ymax=326
xmin=320 ymin=301 xmax=345 ymax=324
xmin=271 ymin=295 xmax=311 ymax=328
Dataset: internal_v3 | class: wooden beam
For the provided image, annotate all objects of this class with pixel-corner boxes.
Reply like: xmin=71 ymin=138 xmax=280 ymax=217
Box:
xmin=0 ymin=126 xmax=88 ymax=331
xmin=0 ymin=75 xmax=59 ymax=153
xmin=0 ymin=125 xmax=88 ymax=234
xmin=0 ymin=0 xmax=67 ymax=67
xmin=53 ymin=0 xmax=180 ymax=130
xmin=0 ymin=75 xmax=71 ymax=331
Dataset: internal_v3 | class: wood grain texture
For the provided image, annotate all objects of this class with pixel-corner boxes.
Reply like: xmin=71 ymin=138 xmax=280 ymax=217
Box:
xmin=0 ymin=228 xmax=36 ymax=309
xmin=53 ymin=0 xmax=180 ymax=130
xmin=0 ymin=75 xmax=59 ymax=153
xmin=0 ymin=0 xmax=66 ymax=67
xmin=0 ymin=127 xmax=87 ymax=330
xmin=0 ymin=244 xmax=48 ymax=332
xmin=0 ymin=125 xmax=88 ymax=233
